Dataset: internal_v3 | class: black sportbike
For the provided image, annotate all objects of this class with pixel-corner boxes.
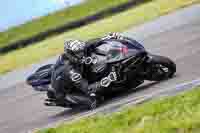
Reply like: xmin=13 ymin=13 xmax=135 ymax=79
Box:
xmin=27 ymin=40 xmax=176 ymax=109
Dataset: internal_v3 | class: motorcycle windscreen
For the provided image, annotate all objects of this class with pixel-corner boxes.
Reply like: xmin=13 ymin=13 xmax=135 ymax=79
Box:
xmin=96 ymin=40 xmax=142 ymax=63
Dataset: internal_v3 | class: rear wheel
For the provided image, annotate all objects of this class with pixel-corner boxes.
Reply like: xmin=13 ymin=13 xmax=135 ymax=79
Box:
xmin=146 ymin=55 xmax=176 ymax=81
xmin=26 ymin=65 xmax=52 ymax=89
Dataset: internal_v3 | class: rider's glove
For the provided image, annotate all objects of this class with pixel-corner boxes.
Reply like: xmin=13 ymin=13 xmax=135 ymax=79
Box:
xmin=88 ymin=83 xmax=100 ymax=94
xmin=80 ymin=56 xmax=98 ymax=65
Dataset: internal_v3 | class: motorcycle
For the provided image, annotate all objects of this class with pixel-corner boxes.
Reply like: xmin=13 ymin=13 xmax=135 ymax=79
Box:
xmin=26 ymin=39 xmax=176 ymax=109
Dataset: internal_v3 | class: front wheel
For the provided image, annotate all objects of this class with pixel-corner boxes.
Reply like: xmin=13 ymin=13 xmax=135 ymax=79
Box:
xmin=145 ymin=54 xmax=176 ymax=81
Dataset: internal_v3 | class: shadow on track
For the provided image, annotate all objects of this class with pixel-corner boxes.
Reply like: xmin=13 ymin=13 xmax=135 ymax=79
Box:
xmin=104 ymin=81 xmax=160 ymax=102
xmin=49 ymin=80 xmax=166 ymax=119
xmin=48 ymin=107 xmax=88 ymax=122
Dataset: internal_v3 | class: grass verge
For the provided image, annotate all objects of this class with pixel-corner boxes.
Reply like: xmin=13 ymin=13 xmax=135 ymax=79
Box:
xmin=37 ymin=86 xmax=200 ymax=133
xmin=0 ymin=0 xmax=199 ymax=74
xmin=0 ymin=0 xmax=129 ymax=49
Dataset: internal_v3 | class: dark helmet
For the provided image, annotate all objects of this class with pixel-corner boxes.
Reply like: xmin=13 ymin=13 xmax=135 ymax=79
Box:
xmin=64 ymin=39 xmax=86 ymax=59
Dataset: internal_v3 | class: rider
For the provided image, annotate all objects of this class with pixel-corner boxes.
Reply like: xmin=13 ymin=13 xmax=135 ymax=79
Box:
xmin=49 ymin=33 xmax=139 ymax=109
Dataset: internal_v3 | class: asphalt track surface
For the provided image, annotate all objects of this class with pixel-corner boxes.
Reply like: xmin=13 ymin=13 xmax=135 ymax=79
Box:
xmin=0 ymin=4 xmax=200 ymax=133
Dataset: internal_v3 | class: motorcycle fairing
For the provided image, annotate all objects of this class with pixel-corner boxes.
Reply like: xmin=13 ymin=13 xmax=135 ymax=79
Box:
xmin=94 ymin=40 xmax=146 ymax=64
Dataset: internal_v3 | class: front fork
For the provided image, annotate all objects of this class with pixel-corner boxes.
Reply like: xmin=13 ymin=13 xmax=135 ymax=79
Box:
xmin=141 ymin=54 xmax=164 ymax=80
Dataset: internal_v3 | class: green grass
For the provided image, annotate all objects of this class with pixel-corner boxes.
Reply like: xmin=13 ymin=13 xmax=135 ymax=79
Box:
xmin=0 ymin=0 xmax=199 ymax=74
xmin=37 ymin=86 xmax=200 ymax=133
xmin=0 ymin=0 xmax=130 ymax=49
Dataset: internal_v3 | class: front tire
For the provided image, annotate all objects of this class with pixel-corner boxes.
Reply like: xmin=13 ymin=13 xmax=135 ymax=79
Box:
xmin=146 ymin=54 xmax=176 ymax=81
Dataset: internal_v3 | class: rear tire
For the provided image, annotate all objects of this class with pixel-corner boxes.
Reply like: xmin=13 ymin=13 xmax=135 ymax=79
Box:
xmin=26 ymin=65 xmax=52 ymax=87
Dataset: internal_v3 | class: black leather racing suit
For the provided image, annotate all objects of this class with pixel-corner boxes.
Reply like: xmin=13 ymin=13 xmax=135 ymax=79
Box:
xmin=51 ymin=51 xmax=112 ymax=106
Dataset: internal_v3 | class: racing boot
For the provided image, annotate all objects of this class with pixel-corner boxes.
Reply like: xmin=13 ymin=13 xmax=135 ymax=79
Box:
xmin=63 ymin=94 xmax=98 ymax=109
